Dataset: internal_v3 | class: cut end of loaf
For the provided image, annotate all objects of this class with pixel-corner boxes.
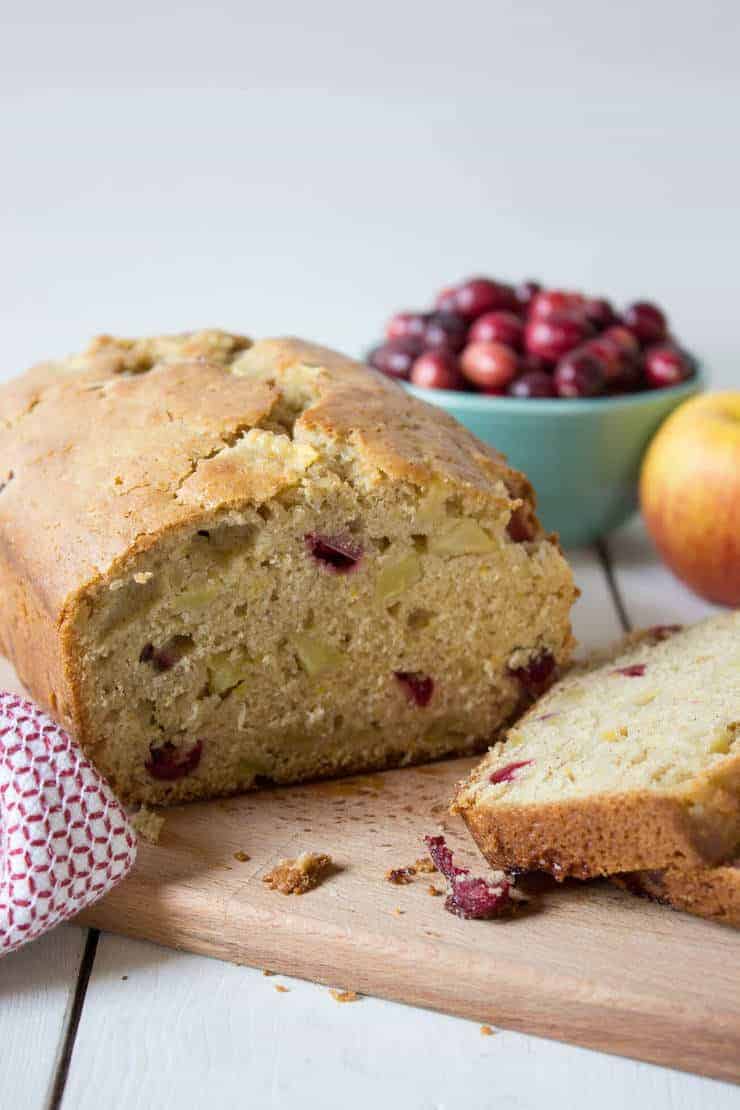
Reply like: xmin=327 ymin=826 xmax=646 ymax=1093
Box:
xmin=76 ymin=474 xmax=574 ymax=805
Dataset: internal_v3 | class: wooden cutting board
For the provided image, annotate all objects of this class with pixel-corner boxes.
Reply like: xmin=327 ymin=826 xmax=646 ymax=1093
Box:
xmin=71 ymin=757 xmax=739 ymax=1083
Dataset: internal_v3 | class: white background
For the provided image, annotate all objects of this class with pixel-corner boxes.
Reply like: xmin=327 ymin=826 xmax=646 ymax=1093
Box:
xmin=1 ymin=4 xmax=738 ymax=1108
xmin=1 ymin=0 xmax=738 ymax=389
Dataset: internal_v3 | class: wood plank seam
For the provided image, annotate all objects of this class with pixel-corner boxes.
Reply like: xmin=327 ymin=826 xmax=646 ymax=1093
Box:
xmin=596 ymin=540 xmax=631 ymax=633
xmin=45 ymin=929 xmax=100 ymax=1110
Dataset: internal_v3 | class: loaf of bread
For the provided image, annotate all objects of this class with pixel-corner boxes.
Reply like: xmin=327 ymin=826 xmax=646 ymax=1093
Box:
xmin=0 ymin=331 xmax=576 ymax=804
xmin=613 ymin=860 xmax=740 ymax=927
xmin=453 ymin=617 xmax=740 ymax=877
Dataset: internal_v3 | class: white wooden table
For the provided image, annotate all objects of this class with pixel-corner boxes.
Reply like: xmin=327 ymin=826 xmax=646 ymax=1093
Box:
xmin=1 ymin=518 xmax=736 ymax=1110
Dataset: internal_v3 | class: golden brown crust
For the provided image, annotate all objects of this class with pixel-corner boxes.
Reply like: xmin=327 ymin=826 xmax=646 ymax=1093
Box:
xmin=613 ymin=861 xmax=740 ymax=927
xmin=457 ymin=781 xmax=740 ymax=878
xmin=0 ymin=330 xmax=540 ymax=762
xmin=238 ymin=337 xmax=517 ymax=495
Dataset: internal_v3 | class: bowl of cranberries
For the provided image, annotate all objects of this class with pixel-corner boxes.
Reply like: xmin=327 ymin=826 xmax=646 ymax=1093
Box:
xmin=367 ymin=277 xmax=703 ymax=545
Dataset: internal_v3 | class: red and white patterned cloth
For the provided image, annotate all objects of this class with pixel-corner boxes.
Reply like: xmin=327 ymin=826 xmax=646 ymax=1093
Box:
xmin=0 ymin=691 xmax=137 ymax=955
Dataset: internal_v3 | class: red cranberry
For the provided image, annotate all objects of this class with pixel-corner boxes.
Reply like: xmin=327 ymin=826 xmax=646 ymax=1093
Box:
xmin=434 ymin=285 xmax=459 ymax=315
xmin=368 ymin=339 xmax=421 ymax=380
xmin=444 ymin=875 xmax=513 ymax=919
xmin=453 ymin=277 xmax=517 ymax=320
xmin=424 ymin=835 xmax=514 ymax=920
xmin=525 ymin=313 xmax=593 ymax=363
xmin=583 ymin=297 xmax=616 ymax=330
xmin=305 ymin=532 xmax=363 ymax=572
xmin=622 ymin=301 xmax=668 ymax=345
xmin=643 ymin=345 xmax=692 ymax=389
xmin=509 ymin=650 xmax=556 ymax=696
xmin=508 ymin=370 xmax=556 ymax=398
xmin=612 ymin=663 xmax=646 ymax=677
xmin=489 ymin=760 xmax=533 ymax=784
xmin=422 ymin=312 xmax=468 ymax=353
xmin=519 ymin=352 xmax=549 ymax=374
xmin=385 ymin=312 xmax=427 ymax=342
xmin=604 ymin=324 xmax=641 ymax=359
xmin=140 ymin=638 xmax=188 ymax=672
xmin=581 ymin=336 xmax=627 ymax=386
xmin=460 ymin=341 xmax=519 ymax=391
xmin=394 ymin=671 xmax=434 ymax=707
xmin=553 ymin=351 xmax=606 ymax=398
xmin=648 ymin=624 xmax=682 ymax=641
xmin=425 ymin=835 xmax=461 ymax=878
xmin=529 ymin=290 xmax=585 ymax=320
xmin=410 ymin=351 xmax=462 ymax=391
xmin=514 ymin=280 xmax=541 ymax=312
xmin=468 ymin=311 xmax=524 ymax=350
xmin=146 ymin=739 xmax=203 ymax=781
xmin=152 ymin=648 xmax=176 ymax=672
xmin=506 ymin=506 xmax=536 ymax=541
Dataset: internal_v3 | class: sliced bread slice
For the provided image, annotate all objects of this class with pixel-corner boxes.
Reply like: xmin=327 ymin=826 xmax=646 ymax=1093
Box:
xmin=614 ymin=860 xmax=740 ymax=927
xmin=453 ymin=615 xmax=740 ymax=878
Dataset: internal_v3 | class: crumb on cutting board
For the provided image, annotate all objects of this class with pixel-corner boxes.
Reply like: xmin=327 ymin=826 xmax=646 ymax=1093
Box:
xmin=262 ymin=852 xmax=333 ymax=895
xmin=427 ymin=884 xmax=443 ymax=896
xmin=263 ymin=969 xmax=276 ymax=977
xmin=131 ymin=806 xmax=165 ymax=844
xmin=233 ymin=850 xmax=250 ymax=862
xmin=275 ymin=984 xmax=290 ymax=993
xmin=385 ymin=855 xmax=438 ymax=885
xmin=480 ymin=1025 xmax=495 ymax=1036
xmin=329 ymin=989 xmax=360 ymax=1003
xmin=385 ymin=866 xmax=416 ymax=885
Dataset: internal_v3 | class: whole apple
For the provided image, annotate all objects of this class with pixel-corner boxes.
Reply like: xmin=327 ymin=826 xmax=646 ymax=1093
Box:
xmin=640 ymin=392 xmax=740 ymax=606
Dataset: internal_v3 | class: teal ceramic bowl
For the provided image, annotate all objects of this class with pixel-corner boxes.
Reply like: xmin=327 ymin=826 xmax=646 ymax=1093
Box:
xmin=404 ymin=372 xmax=704 ymax=547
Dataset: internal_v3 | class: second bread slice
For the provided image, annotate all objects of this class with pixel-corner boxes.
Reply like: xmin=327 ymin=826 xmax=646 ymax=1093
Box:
xmin=453 ymin=615 xmax=740 ymax=878
xmin=613 ymin=860 xmax=740 ymax=927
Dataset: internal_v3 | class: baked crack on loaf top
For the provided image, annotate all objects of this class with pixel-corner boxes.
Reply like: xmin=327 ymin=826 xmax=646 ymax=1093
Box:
xmin=0 ymin=330 xmax=576 ymax=804
xmin=454 ymin=616 xmax=740 ymax=878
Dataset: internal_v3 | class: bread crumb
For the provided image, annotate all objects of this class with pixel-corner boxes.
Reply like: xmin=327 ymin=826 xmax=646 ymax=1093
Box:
xmin=275 ymin=984 xmax=290 ymax=993
xmin=427 ymin=884 xmax=443 ymax=896
xmin=262 ymin=852 xmax=332 ymax=895
xmin=480 ymin=1025 xmax=495 ymax=1036
xmin=385 ymin=866 xmax=415 ymax=885
xmin=131 ymin=806 xmax=165 ymax=844
xmin=234 ymin=850 xmax=251 ymax=862
xmin=392 ymin=907 xmax=404 ymax=916
xmin=385 ymin=856 xmax=437 ymax=884
xmin=329 ymin=989 xmax=360 ymax=1003
xmin=263 ymin=969 xmax=276 ymax=977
